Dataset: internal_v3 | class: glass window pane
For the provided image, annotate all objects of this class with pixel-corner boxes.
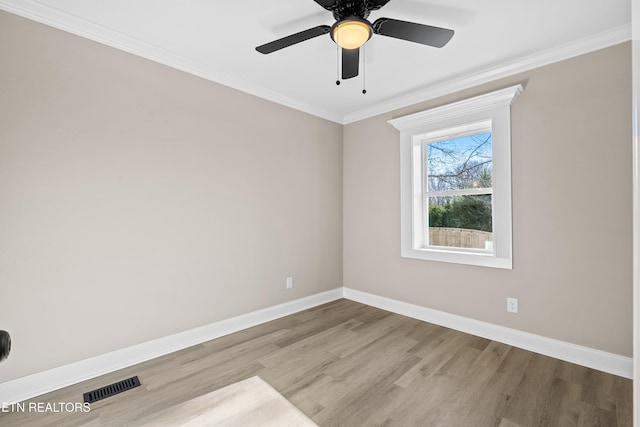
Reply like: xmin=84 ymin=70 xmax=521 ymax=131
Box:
xmin=427 ymin=132 xmax=492 ymax=191
xmin=428 ymin=195 xmax=493 ymax=250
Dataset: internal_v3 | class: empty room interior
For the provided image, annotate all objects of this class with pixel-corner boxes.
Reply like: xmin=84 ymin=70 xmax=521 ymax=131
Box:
xmin=0 ymin=0 xmax=638 ymax=426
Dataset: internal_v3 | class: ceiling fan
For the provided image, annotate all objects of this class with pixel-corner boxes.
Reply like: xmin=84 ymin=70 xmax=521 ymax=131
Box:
xmin=256 ymin=0 xmax=454 ymax=81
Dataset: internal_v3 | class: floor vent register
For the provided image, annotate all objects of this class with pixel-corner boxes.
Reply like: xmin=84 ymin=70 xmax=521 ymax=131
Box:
xmin=83 ymin=376 xmax=141 ymax=404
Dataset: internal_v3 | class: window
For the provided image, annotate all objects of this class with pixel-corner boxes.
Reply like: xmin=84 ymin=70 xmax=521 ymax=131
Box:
xmin=425 ymin=120 xmax=494 ymax=252
xmin=389 ymin=85 xmax=522 ymax=269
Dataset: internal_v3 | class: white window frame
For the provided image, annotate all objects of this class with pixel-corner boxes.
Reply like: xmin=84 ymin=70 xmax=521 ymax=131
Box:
xmin=389 ymin=85 xmax=523 ymax=269
xmin=421 ymin=119 xmax=494 ymax=254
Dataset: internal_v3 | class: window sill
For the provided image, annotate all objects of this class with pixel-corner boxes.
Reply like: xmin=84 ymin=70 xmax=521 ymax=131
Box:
xmin=401 ymin=247 xmax=512 ymax=269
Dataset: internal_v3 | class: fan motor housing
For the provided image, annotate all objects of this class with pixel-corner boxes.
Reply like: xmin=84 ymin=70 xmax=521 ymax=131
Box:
xmin=0 ymin=330 xmax=11 ymax=362
xmin=332 ymin=1 xmax=370 ymax=20
xmin=325 ymin=0 xmax=390 ymax=21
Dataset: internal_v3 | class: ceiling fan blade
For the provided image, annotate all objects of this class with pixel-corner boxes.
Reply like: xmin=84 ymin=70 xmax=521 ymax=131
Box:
xmin=313 ymin=0 xmax=338 ymax=10
xmin=372 ymin=18 xmax=454 ymax=48
xmin=256 ymin=25 xmax=331 ymax=54
xmin=342 ymin=48 xmax=359 ymax=79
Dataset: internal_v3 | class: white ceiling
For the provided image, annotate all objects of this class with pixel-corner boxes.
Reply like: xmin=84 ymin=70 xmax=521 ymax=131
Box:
xmin=0 ymin=0 xmax=631 ymax=123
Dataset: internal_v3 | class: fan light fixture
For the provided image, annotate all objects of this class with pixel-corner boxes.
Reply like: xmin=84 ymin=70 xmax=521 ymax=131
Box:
xmin=255 ymin=0 xmax=456 ymax=85
xmin=333 ymin=19 xmax=371 ymax=49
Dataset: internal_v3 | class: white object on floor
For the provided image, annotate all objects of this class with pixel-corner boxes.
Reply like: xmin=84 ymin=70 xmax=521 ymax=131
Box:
xmin=137 ymin=376 xmax=318 ymax=427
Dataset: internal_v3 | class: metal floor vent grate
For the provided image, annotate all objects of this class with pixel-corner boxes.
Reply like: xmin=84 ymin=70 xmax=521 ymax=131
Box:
xmin=83 ymin=376 xmax=141 ymax=404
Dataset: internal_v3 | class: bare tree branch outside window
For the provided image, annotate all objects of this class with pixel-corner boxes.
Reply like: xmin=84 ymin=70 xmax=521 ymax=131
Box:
xmin=426 ymin=132 xmax=493 ymax=238
xmin=427 ymin=133 xmax=492 ymax=192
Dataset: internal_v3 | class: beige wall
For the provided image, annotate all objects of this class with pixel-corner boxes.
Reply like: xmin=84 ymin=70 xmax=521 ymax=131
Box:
xmin=344 ymin=42 xmax=633 ymax=357
xmin=0 ymin=8 xmax=633 ymax=386
xmin=0 ymin=11 xmax=343 ymax=383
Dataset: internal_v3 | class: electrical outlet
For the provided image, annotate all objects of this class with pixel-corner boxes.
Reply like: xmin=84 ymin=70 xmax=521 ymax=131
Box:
xmin=507 ymin=297 xmax=518 ymax=314
xmin=286 ymin=276 xmax=293 ymax=289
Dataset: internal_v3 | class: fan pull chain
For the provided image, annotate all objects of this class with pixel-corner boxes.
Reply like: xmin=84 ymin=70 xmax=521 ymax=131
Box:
xmin=335 ymin=43 xmax=341 ymax=85
xmin=362 ymin=44 xmax=367 ymax=94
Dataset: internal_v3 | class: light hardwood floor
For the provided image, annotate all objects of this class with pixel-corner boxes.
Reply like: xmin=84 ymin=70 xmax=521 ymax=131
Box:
xmin=0 ymin=299 xmax=632 ymax=426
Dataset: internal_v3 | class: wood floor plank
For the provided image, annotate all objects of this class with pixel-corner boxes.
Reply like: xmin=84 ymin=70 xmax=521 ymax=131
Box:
xmin=614 ymin=375 xmax=633 ymax=426
xmin=394 ymin=329 xmax=471 ymax=388
xmin=0 ymin=299 xmax=632 ymax=427
xmin=581 ymin=367 xmax=617 ymax=413
xmin=463 ymin=388 xmax=511 ymax=427
xmin=498 ymin=418 xmax=524 ymax=427
xmin=475 ymin=340 xmax=512 ymax=371
xmin=502 ymin=352 xmax=559 ymax=425
xmin=486 ymin=346 xmax=535 ymax=396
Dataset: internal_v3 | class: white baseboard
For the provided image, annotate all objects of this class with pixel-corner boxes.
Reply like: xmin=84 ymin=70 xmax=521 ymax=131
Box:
xmin=343 ymin=287 xmax=633 ymax=379
xmin=0 ymin=288 xmax=343 ymax=404
xmin=1 ymin=286 xmax=631 ymax=403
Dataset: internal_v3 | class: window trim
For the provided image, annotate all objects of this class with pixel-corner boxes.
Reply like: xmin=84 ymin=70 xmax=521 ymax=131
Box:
xmin=389 ymin=85 xmax=523 ymax=269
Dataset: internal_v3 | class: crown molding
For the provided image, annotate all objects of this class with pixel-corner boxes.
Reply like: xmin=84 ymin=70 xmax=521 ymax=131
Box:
xmin=0 ymin=0 xmax=344 ymax=124
xmin=0 ymin=1 xmax=631 ymax=125
xmin=343 ymin=24 xmax=632 ymax=124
